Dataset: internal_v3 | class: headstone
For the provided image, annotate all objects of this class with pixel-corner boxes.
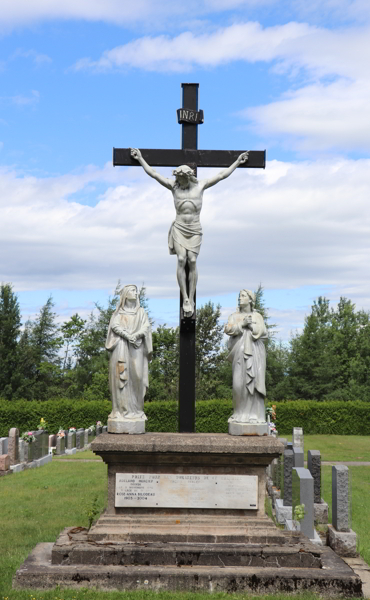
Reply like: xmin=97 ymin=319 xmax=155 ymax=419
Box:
xmin=286 ymin=442 xmax=293 ymax=450
xmin=283 ymin=449 xmax=294 ymax=506
xmin=32 ymin=431 xmax=43 ymax=460
xmin=18 ymin=439 xmax=27 ymax=463
xmin=84 ymin=430 xmax=89 ymax=446
xmin=307 ymin=450 xmax=321 ymax=504
xmin=0 ymin=454 xmax=10 ymax=471
xmin=0 ymin=437 xmax=8 ymax=454
xmin=332 ymin=465 xmax=350 ymax=532
xmin=56 ymin=437 xmax=65 ymax=455
xmin=76 ymin=430 xmax=84 ymax=449
xmin=88 ymin=428 xmax=95 ymax=443
xmin=42 ymin=431 xmax=49 ymax=457
xmin=292 ymin=467 xmax=314 ymax=540
xmin=102 ymin=426 xmax=108 ymax=434
xmin=293 ymin=447 xmax=304 ymax=468
xmin=27 ymin=440 xmax=35 ymax=462
xmin=8 ymin=428 xmax=19 ymax=466
xmin=277 ymin=438 xmax=287 ymax=491
xmin=67 ymin=432 xmax=76 ymax=450
xmin=96 ymin=424 xmax=102 ymax=436
xmin=49 ymin=434 xmax=57 ymax=448
xmin=292 ymin=427 xmax=304 ymax=451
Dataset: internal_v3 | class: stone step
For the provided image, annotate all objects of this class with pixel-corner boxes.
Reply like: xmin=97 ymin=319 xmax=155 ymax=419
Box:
xmin=52 ymin=528 xmax=322 ymax=569
xmin=14 ymin=542 xmax=362 ymax=596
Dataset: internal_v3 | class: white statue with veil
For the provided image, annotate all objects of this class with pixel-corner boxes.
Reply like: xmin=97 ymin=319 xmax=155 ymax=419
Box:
xmin=224 ymin=289 xmax=269 ymax=436
xmin=106 ymin=284 xmax=152 ymax=434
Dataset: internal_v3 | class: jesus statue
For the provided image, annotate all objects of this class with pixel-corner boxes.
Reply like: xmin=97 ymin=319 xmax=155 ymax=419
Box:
xmin=131 ymin=148 xmax=249 ymax=317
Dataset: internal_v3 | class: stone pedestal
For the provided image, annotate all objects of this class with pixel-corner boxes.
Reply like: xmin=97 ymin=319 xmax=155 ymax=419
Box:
xmin=229 ymin=422 xmax=269 ymax=436
xmin=108 ymin=418 xmax=146 ymax=435
xmin=328 ymin=525 xmax=357 ymax=557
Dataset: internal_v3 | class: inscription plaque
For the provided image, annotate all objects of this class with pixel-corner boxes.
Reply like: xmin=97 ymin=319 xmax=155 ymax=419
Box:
xmin=115 ymin=473 xmax=258 ymax=509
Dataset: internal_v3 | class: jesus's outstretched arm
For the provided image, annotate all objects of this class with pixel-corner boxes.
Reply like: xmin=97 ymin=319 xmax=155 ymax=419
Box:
xmin=130 ymin=148 xmax=173 ymax=190
xmin=201 ymin=151 xmax=249 ymax=190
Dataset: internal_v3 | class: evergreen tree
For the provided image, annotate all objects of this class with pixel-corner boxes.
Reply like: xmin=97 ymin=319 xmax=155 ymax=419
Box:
xmin=0 ymin=284 xmax=22 ymax=399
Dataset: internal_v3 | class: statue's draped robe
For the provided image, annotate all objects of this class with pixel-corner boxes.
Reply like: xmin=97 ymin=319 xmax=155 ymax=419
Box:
xmin=225 ymin=310 xmax=267 ymax=423
xmin=106 ymin=307 xmax=152 ymax=420
xmin=168 ymin=197 xmax=203 ymax=256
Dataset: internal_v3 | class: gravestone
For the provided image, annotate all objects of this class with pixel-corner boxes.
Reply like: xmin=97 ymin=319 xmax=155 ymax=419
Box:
xmin=293 ymin=447 xmax=304 ymax=468
xmin=307 ymin=450 xmax=321 ymax=503
xmin=0 ymin=437 xmax=8 ymax=455
xmin=56 ymin=436 xmax=65 ymax=455
xmin=0 ymin=454 xmax=11 ymax=471
xmin=49 ymin=434 xmax=57 ymax=448
xmin=96 ymin=425 xmax=102 ymax=436
xmin=27 ymin=440 xmax=35 ymax=462
xmin=332 ymin=465 xmax=350 ymax=532
xmin=88 ymin=428 xmax=95 ymax=443
xmin=275 ymin=448 xmax=294 ymax=524
xmin=102 ymin=426 xmax=108 ymax=434
xmin=84 ymin=430 xmax=89 ymax=446
xmin=18 ymin=440 xmax=27 ymax=463
xmin=291 ymin=467 xmax=316 ymax=541
xmin=8 ymin=428 xmax=19 ymax=466
xmin=328 ymin=465 xmax=357 ymax=557
xmin=76 ymin=430 xmax=84 ymax=450
xmin=292 ymin=427 xmax=304 ymax=451
xmin=67 ymin=432 xmax=76 ymax=450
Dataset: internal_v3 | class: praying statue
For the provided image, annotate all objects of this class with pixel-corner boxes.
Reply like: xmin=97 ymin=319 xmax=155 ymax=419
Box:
xmin=224 ymin=289 xmax=268 ymax=436
xmin=130 ymin=148 xmax=249 ymax=317
xmin=106 ymin=284 xmax=152 ymax=434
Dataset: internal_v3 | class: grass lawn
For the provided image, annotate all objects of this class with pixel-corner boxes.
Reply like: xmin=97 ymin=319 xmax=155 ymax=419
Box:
xmin=54 ymin=449 xmax=102 ymax=460
xmin=284 ymin=434 xmax=370 ymax=462
xmin=0 ymin=437 xmax=369 ymax=599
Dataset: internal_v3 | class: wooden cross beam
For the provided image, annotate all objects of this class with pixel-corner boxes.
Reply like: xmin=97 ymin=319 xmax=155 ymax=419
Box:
xmin=113 ymin=83 xmax=266 ymax=433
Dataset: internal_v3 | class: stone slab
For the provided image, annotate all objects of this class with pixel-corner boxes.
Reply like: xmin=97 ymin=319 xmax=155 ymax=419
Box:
xmin=293 ymin=447 xmax=304 ymax=468
xmin=34 ymin=454 xmax=52 ymax=467
xmin=115 ymin=473 xmax=258 ymax=510
xmin=0 ymin=437 xmax=8 ymax=454
xmin=10 ymin=463 xmax=25 ymax=473
xmin=229 ymin=422 xmax=269 ymax=436
xmin=108 ymin=419 xmax=146 ymax=434
xmin=292 ymin=467 xmax=314 ymax=540
xmin=328 ymin=525 xmax=357 ymax=557
xmin=275 ymin=498 xmax=292 ymax=524
xmin=285 ymin=521 xmax=322 ymax=545
xmin=65 ymin=448 xmax=77 ymax=455
xmin=14 ymin=541 xmax=362 ymax=595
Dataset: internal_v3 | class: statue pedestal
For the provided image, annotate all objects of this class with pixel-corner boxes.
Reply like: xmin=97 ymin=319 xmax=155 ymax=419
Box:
xmin=229 ymin=422 xmax=269 ymax=436
xmin=108 ymin=418 xmax=146 ymax=435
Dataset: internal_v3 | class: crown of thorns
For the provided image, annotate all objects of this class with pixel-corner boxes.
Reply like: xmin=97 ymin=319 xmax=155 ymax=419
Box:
xmin=173 ymin=165 xmax=195 ymax=177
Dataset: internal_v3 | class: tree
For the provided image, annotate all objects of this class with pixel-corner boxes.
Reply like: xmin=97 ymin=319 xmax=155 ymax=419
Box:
xmin=147 ymin=324 xmax=179 ymax=402
xmin=0 ymin=284 xmax=22 ymax=399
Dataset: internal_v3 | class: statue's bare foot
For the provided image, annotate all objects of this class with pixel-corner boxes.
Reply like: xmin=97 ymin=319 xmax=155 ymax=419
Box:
xmin=183 ymin=298 xmax=193 ymax=318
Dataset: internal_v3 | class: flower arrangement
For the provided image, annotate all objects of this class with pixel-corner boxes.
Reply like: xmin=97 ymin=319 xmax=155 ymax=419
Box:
xmin=293 ymin=503 xmax=305 ymax=529
xmin=21 ymin=431 xmax=36 ymax=444
xmin=37 ymin=417 xmax=48 ymax=430
xmin=57 ymin=428 xmax=65 ymax=438
xmin=69 ymin=427 xmax=76 ymax=432
xmin=88 ymin=424 xmax=96 ymax=433
xmin=96 ymin=421 xmax=102 ymax=427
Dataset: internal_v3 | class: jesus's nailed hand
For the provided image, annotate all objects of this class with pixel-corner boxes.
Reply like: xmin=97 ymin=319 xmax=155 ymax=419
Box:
xmin=238 ymin=151 xmax=249 ymax=164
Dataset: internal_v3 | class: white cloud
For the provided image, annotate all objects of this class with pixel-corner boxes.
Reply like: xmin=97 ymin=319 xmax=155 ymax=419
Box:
xmin=10 ymin=49 xmax=52 ymax=65
xmin=0 ymin=90 xmax=40 ymax=107
xmin=1 ymin=158 xmax=370 ymax=321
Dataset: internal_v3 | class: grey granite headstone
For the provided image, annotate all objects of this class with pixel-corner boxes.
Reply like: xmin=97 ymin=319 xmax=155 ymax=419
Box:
xmin=283 ymin=449 xmax=294 ymax=506
xmin=307 ymin=450 xmax=321 ymax=504
xmin=88 ymin=429 xmax=95 ymax=443
xmin=8 ymin=428 xmax=19 ymax=465
xmin=277 ymin=438 xmax=287 ymax=490
xmin=42 ymin=431 xmax=49 ymax=457
xmin=76 ymin=430 xmax=84 ymax=449
xmin=96 ymin=424 xmax=102 ymax=436
xmin=56 ymin=436 xmax=65 ymax=455
xmin=332 ymin=465 xmax=350 ymax=532
xmin=0 ymin=437 xmax=8 ymax=455
xmin=49 ymin=434 xmax=57 ymax=448
xmin=292 ymin=467 xmax=314 ymax=540
xmin=84 ymin=430 xmax=89 ymax=446
xmin=18 ymin=439 xmax=27 ymax=463
xmin=102 ymin=426 xmax=108 ymax=434
xmin=32 ymin=431 xmax=43 ymax=460
xmin=67 ymin=432 xmax=76 ymax=450
xmin=27 ymin=440 xmax=34 ymax=462
xmin=293 ymin=446 xmax=304 ymax=468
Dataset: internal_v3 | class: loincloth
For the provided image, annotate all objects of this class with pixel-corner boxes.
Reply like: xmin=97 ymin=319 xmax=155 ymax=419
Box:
xmin=168 ymin=220 xmax=203 ymax=256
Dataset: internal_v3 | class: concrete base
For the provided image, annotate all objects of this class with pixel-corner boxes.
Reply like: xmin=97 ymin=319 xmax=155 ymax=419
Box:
xmin=0 ymin=469 xmax=13 ymax=477
xmin=328 ymin=525 xmax=357 ymax=557
xmin=34 ymin=454 xmax=52 ymax=467
xmin=229 ymin=422 xmax=269 ymax=436
xmin=285 ymin=521 xmax=323 ymax=545
xmin=13 ymin=535 xmax=362 ymax=595
xmin=10 ymin=463 xmax=25 ymax=473
xmin=108 ymin=418 xmax=146 ymax=434
xmin=275 ymin=498 xmax=292 ymax=524
xmin=65 ymin=448 xmax=77 ymax=455
xmin=314 ymin=499 xmax=329 ymax=524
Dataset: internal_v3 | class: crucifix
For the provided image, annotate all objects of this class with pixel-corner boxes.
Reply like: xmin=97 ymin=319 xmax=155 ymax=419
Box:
xmin=113 ymin=83 xmax=265 ymax=433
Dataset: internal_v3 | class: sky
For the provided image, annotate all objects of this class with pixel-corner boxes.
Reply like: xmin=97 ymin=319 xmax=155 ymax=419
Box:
xmin=1 ymin=0 xmax=370 ymax=340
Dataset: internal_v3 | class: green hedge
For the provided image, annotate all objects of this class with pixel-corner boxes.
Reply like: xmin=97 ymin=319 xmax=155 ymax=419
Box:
xmin=275 ymin=400 xmax=370 ymax=435
xmin=0 ymin=398 xmax=369 ymax=437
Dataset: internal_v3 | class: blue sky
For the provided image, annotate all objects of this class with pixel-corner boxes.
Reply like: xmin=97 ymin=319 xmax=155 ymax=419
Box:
xmin=1 ymin=0 xmax=370 ymax=339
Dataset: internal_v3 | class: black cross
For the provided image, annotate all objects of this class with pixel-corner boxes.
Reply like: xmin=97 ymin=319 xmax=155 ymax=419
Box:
xmin=113 ymin=83 xmax=266 ymax=433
